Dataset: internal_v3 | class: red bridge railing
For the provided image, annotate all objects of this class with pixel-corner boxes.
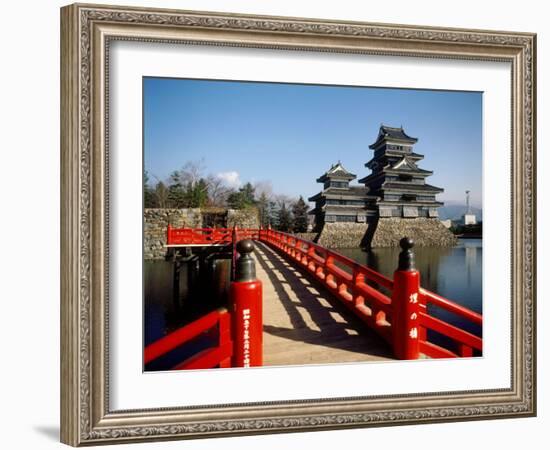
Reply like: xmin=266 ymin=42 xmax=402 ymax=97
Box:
xmin=162 ymin=226 xmax=482 ymax=361
xmin=144 ymin=307 xmax=232 ymax=370
xmin=166 ymin=225 xmax=259 ymax=247
xmin=166 ymin=225 xmax=233 ymax=245
xmin=259 ymin=228 xmax=482 ymax=359
xmin=146 ymin=236 xmax=263 ymax=371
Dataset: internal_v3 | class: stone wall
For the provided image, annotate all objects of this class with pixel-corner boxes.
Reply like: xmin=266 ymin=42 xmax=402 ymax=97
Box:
xmin=144 ymin=208 xmax=203 ymax=260
xmin=368 ymin=218 xmax=457 ymax=248
xmin=227 ymin=208 xmax=260 ymax=229
xmin=293 ymin=232 xmax=318 ymax=242
xmin=316 ymin=223 xmax=371 ymax=248
xmin=313 ymin=218 xmax=457 ymax=249
xmin=144 ymin=208 xmax=260 ymax=260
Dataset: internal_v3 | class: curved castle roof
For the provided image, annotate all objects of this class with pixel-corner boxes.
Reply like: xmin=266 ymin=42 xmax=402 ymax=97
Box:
xmin=316 ymin=162 xmax=356 ymax=183
xmin=369 ymin=125 xmax=418 ymax=149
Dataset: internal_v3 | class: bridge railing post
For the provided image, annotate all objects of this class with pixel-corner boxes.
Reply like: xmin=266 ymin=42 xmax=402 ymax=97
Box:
xmin=166 ymin=223 xmax=172 ymax=245
xmin=392 ymin=237 xmax=421 ymax=360
xmin=230 ymin=240 xmax=263 ymax=367
xmin=231 ymin=226 xmax=238 ymax=280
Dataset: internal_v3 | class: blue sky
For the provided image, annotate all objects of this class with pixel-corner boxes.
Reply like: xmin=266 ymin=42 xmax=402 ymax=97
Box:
xmin=144 ymin=77 xmax=482 ymax=207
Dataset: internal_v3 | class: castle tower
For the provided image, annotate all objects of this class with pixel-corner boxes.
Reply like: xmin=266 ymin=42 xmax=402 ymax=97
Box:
xmin=308 ymin=162 xmax=377 ymax=230
xmin=358 ymin=125 xmax=444 ymax=218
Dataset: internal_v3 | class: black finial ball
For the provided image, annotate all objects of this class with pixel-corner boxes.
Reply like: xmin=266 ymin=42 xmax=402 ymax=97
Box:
xmin=237 ymin=239 xmax=255 ymax=254
xmin=399 ymin=237 xmax=414 ymax=250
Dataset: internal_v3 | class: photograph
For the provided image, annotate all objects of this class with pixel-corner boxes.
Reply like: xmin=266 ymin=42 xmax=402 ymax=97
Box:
xmin=142 ymin=78 xmax=483 ymax=371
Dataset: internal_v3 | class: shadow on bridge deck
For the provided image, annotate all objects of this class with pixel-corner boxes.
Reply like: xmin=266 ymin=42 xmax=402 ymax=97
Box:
xmin=253 ymin=242 xmax=395 ymax=367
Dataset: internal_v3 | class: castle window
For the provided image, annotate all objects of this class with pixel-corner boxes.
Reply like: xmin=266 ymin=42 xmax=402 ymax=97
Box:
xmin=401 ymin=194 xmax=417 ymax=202
xmin=398 ymin=174 xmax=413 ymax=182
xmin=330 ymin=181 xmax=348 ymax=188
xmin=326 ymin=199 xmax=365 ymax=206
xmin=325 ymin=215 xmax=356 ymax=222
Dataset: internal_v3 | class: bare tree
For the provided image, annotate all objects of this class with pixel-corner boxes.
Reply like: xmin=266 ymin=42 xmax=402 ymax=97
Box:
xmin=253 ymin=180 xmax=274 ymax=200
xmin=273 ymin=193 xmax=297 ymax=209
xmin=205 ymin=175 xmax=233 ymax=206
xmin=179 ymin=159 xmax=206 ymax=187
xmin=154 ymin=181 xmax=170 ymax=208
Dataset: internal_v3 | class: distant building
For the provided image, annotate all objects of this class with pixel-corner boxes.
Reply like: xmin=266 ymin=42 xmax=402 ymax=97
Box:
xmin=463 ymin=214 xmax=477 ymax=225
xmin=359 ymin=125 xmax=444 ymax=218
xmin=462 ymin=190 xmax=477 ymax=225
xmin=308 ymin=162 xmax=377 ymax=230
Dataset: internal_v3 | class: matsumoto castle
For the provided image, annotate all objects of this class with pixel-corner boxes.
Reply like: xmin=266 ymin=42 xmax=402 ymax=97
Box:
xmin=309 ymin=125 xmax=446 ymax=231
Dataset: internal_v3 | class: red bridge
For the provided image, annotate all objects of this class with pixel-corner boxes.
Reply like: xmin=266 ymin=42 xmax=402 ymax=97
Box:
xmin=145 ymin=226 xmax=482 ymax=370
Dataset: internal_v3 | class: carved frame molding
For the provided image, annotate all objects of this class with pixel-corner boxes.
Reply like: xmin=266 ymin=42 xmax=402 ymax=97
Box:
xmin=60 ymin=3 xmax=536 ymax=446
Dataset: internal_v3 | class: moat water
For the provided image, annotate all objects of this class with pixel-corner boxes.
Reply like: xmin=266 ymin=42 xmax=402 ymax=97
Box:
xmin=144 ymin=238 xmax=482 ymax=369
xmin=143 ymin=251 xmax=232 ymax=370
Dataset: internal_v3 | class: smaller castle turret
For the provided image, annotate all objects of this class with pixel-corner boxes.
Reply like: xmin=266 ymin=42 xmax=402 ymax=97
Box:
xmin=308 ymin=162 xmax=377 ymax=230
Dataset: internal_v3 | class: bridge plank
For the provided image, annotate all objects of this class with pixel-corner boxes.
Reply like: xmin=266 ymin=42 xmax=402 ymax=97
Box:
xmin=253 ymin=242 xmax=394 ymax=367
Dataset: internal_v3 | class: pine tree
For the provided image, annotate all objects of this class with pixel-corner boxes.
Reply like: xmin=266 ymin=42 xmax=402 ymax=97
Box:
xmin=154 ymin=181 xmax=169 ymax=208
xmin=144 ymin=170 xmax=155 ymax=208
xmin=257 ymin=192 xmax=270 ymax=227
xmin=291 ymin=196 xmax=309 ymax=232
xmin=267 ymin=200 xmax=277 ymax=227
xmin=167 ymin=171 xmax=185 ymax=208
xmin=239 ymin=182 xmax=256 ymax=206
xmin=184 ymin=178 xmax=209 ymax=207
xmin=227 ymin=182 xmax=257 ymax=209
xmin=277 ymin=202 xmax=292 ymax=232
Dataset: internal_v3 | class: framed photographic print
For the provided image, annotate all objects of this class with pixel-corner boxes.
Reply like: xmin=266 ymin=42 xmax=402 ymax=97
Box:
xmin=60 ymin=3 xmax=536 ymax=446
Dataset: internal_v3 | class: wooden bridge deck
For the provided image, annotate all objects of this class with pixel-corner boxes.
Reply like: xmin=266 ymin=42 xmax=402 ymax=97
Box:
xmin=253 ymin=242 xmax=395 ymax=367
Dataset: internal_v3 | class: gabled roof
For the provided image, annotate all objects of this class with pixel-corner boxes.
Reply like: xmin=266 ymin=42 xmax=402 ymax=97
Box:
xmin=369 ymin=125 xmax=418 ymax=149
xmin=358 ymin=165 xmax=433 ymax=184
xmin=316 ymin=162 xmax=356 ymax=183
xmin=365 ymin=151 xmax=425 ymax=169
xmin=392 ymin=156 xmax=418 ymax=171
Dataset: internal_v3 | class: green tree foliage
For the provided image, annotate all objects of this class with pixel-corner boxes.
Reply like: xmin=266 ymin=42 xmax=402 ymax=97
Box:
xmin=145 ymin=162 xmax=310 ymax=225
xmin=227 ymin=182 xmax=257 ymax=209
xmin=256 ymin=192 xmax=272 ymax=227
xmin=277 ymin=202 xmax=292 ymax=232
xmin=184 ymin=178 xmax=209 ymax=208
xmin=165 ymin=169 xmax=210 ymax=208
xmin=167 ymin=171 xmax=186 ymax=207
xmin=154 ymin=182 xmax=169 ymax=208
xmin=291 ymin=196 xmax=309 ymax=232
xmin=267 ymin=200 xmax=278 ymax=227
xmin=240 ymin=182 xmax=256 ymax=206
xmin=144 ymin=170 xmax=155 ymax=208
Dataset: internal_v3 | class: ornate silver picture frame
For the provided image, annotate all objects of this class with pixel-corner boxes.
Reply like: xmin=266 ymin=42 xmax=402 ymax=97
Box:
xmin=60 ymin=3 xmax=536 ymax=446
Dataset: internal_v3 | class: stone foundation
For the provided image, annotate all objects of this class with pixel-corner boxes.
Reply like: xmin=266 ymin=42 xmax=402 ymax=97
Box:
xmin=292 ymin=232 xmax=318 ymax=242
xmin=314 ymin=218 xmax=457 ymax=249
xmin=227 ymin=208 xmax=260 ymax=229
xmin=368 ymin=218 xmax=457 ymax=248
xmin=316 ymin=223 xmax=371 ymax=248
